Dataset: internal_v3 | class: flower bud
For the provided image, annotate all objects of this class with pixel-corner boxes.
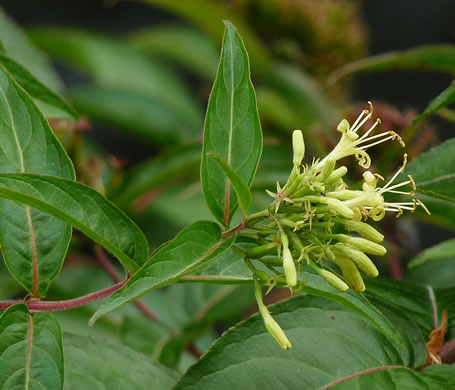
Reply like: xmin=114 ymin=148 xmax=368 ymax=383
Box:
xmin=319 ymin=159 xmax=336 ymax=181
xmin=326 ymin=198 xmax=354 ymax=219
xmin=246 ymin=242 xmax=277 ymax=259
xmin=283 ymin=248 xmax=297 ymax=287
xmin=255 ymin=270 xmax=271 ymax=283
xmin=333 ymin=244 xmax=379 ymax=277
xmin=263 ymin=311 xmax=292 ymax=350
xmin=292 ymin=130 xmax=305 ymax=166
xmin=254 ymin=277 xmax=292 ymax=349
xmin=326 ymin=166 xmax=348 ymax=183
xmin=333 ymin=254 xmax=365 ymax=292
xmin=341 ymin=220 xmax=384 ymax=243
xmin=336 ymin=235 xmax=386 ymax=256
xmin=319 ymin=269 xmax=349 ymax=292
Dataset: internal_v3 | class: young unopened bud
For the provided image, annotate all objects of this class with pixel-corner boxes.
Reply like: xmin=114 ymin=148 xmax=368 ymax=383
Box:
xmin=326 ymin=166 xmax=348 ymax=183
xmin=319 ymin=269 xmax=349 ymax=292
xmin=319 ymin=159 xmax=336 ymax=181
xmin=246 ymin=242 xmax=277 ymax=259
xmin=335 ymin=235 xmax=387 ymax=256
xmin=264 ymin=311 xmax=292 ymax=350
xmin=283 ymin=248 xmax=297 ymax=287
xmin=333 ymin=254 xmax=366 ymax=292
xmin=255 ymin=270 xmax=271 ymax=283
xmin=333 ymin=244 xmax=379 ymax=277
xmin=254 ymin=277 xmax=292 ymax=349
xmin=326 ymin=198 xmax=354 ymax=219
xmin=341 ymin=220 xmax=384 ymax=243
xmin=292 ymin=130 xmax=305 ymax=166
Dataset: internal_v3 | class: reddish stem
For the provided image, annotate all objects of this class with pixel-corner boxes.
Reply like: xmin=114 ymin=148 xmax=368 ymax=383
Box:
xmin=222 ymin=222 xmax=245 ymax=239
xmin=0 ymin=281 xmax=126 ymax=312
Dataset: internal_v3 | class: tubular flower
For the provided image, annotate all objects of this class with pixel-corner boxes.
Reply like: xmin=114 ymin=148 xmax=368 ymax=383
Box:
xmin=244 ymin=102 xmax=430 ymax=349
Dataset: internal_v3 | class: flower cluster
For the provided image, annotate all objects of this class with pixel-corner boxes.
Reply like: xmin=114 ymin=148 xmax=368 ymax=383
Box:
xmin=245 ymin=102 xmax=430 ymax=349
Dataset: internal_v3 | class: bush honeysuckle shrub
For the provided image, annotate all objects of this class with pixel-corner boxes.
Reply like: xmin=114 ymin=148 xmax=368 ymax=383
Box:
xmin=1 ymin=8 xmax=455 ymax=390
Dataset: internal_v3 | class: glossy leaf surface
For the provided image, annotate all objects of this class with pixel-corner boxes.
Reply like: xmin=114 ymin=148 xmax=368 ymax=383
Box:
xmin=176 ymin=295 xmax=453 ymax=389
xmin=201 ymin=21 xmax=262 ymax=226
xmin=0 ymin=304 xmax=64 ymax=389
xmin=0 ymin=65 xmax=75 ymax=296
xmin=90 ymin=221 xmax=233 ymax=325
xmin=0 ymin=173 xmax=149 ymax=274
xmin=64 ymin=333 xmax=178 ymax=390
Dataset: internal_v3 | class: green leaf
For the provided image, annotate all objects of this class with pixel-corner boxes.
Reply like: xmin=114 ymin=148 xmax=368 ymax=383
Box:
xmin=69 ymin=84 xmax=200 ymax=145
xmin=405 ymin=138 xmax=455 ymax=202
xmin=135 ymin=0 xmax=268 ymax=71
xmin=0 ymin=8 xmax=63 ymax=94
xmin=329 ymin=44 xmax=455 ymax=83
xmin=0 ymin=173 xmax=149 ymax=274
xmin=0 ymin=304 xmax=64 ymax=389
xmin=63 ymin=332 xmax=178 ymax=390
xmin=410 ymin=193 xmax=455 ymax=230
xmin=111 ymin=143 xmax=201 ymax=205
xmin=364 ymin=279 xmax=434 ymax=335
xmin=409 ymin=238 xmax=455 ymax=268
xmin=408 ymin=257 xmax=455 ymax=288
xmin=129 ymin=25 xmax=219 ymax=80
xmin=0 ymin=64 xmax=75 ymax=296
xmin=411 ymin=80 xmax=455 ymax=128
xmin=0 ymin=54 xmax=77 ymax=119
xmin=89 ymin=221 xmax=234 ymax=325
xmin=29 ymin=27 xmax=203 ymax=138
xmin=208 ymin=153 xmax=253 ymax=216
xmin=176 ymin=295 xmax=454 ymax=389
xmin=201 ymin=21 xmax=263 ymax=226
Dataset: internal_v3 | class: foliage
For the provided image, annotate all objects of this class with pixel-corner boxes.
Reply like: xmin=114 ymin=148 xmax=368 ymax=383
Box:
xmin=0 ymin=2 xmax=454 ymax=389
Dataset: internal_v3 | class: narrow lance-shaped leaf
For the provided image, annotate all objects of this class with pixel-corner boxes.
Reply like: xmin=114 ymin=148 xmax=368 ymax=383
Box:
xmin=410 ymin=80 xmax=455 ymax=128
xmin=0 ymin=173 xmax=149 ymax=274
xmin=201 ymin=21 xmax=262 ymax=227
xmin=409 ymin=238 xmax=455 ymax=269
xmin=0 ymin=64 xmax=75 ymax=297
xmin=0 ymin=304 xmax=64 ymax=390
xmin=128 ymin=25 xmax=219 ymax=80
xmin=329 ymin=44 xmax=455 ymax=84
xmin=110 ymin=143 xmax=201 ymax=205
xmin=208 ymin=152 xmax=252 ymax=216
xmin=29 ymin=27 xmax=204 ymax=140
xmin=89 ymin=221 xmax=234 ymax=325
xmin=0 ymin=54 xmax=78 ymax=119
xmin=0 ymin=8 xmax=64 ymax=94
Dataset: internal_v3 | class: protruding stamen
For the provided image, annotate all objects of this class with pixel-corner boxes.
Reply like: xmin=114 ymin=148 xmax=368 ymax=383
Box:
xmin=400 ymin=153 xmax=408 ymax=173
xmin=408 ymin=175 xmax=416 ymax=191
xmin=350 ymin=109 xmax=368 ymax=131
xmin=416 ymin=199 xmax=431 ymax=215
xmin=351 ymin=109 xmax=372 ymax=133
xmin=357 ymin=118 xmax=381 ymax=141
